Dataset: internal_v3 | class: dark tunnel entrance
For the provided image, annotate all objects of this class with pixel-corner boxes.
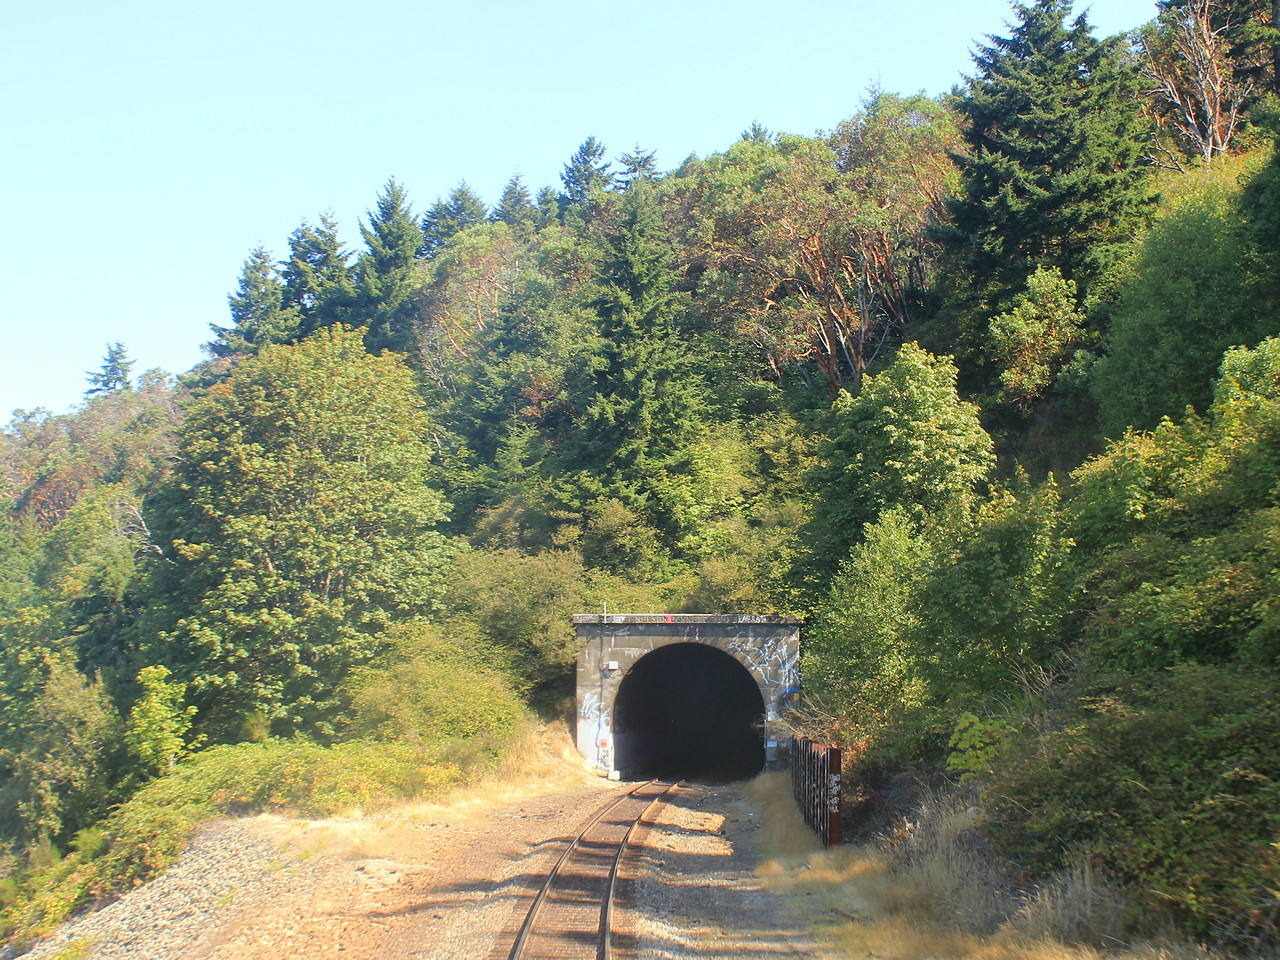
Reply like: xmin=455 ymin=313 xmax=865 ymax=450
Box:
xmin=613 ymin=643 xmax=765 ymax=782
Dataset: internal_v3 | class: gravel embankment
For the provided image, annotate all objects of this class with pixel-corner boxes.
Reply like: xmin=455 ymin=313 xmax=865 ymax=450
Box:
xmin=13 ymin=777 xmax=828 ymax=960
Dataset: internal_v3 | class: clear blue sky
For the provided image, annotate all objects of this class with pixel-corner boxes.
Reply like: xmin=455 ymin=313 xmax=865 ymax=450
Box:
xmin=1 ymin=0 xmax=1159 ymax=418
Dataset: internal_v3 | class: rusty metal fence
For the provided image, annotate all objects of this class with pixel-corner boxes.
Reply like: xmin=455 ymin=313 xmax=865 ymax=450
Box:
xmin=790 ymin=736 xmax=842 ymax=846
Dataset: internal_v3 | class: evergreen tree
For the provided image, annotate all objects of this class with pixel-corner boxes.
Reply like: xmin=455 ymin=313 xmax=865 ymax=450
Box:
xmin=419 ymin=181 xmax=489 ymax=258
xmin=559 ymin=137 xmax=612 ymax=214
xmin=557 ymin=186 xmax=704 ymax=560
xmin=492 ymin=174 xmax=535 ymax=229
xmin=940 ymin=0 xmax=1152 ymax=319
xmin=359 ymin=178 xmax=422 ymax=276
xmin=616 ymin=146 xmax=659 ymax=189
xmin=208 ymin=247 xmax=299 ymax=359
xmin=534 ymin=186 xmax=560 ymax=229
xmin=354 ymin=179 xmax=425 ymax=352
xmin=283 ymin=213 xmax=354 ymax=335
xmin=85 ymin=342 xmax=134 ymax=395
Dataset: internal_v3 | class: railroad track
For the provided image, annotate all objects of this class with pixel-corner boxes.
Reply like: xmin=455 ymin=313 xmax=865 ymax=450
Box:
xmin=495 ymin=779 xmax=681 ymax=960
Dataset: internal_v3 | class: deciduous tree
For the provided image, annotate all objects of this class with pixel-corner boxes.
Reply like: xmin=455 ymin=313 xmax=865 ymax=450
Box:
xmin=148 ymin=327 xmax=451 ymax=738
xmin=807 ymin=343 xmax=994 ymax=572
xmin=1142 ymin=0 xmax=1255 ymax=165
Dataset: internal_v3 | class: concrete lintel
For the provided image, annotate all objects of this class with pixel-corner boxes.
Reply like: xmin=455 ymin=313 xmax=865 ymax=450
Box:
xmin=571 ymin=613 xmax=801 ymax=626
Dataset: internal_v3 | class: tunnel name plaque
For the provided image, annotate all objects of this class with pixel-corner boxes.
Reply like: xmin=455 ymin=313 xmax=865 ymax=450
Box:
xmin=573 ymin=614 xmax=801 ymax=780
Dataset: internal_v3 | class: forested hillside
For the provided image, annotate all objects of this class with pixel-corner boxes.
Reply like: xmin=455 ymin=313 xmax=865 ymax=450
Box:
xmin=4 ymin=0 xmax=1280 ymax=951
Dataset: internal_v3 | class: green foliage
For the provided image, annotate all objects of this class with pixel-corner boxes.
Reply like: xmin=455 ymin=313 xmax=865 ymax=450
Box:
xmin=493 ymin=174 xmax=536 ymax=230
xmin=913 ymin=480 xmax=1075 ymax=702
xmin=354 ymin=178 xmax=427 ymax=352
xmin=559 ymin=136 xmax=612 ymax=211
xmin=84 ymin=343 xmax=133 ymax=396
xmin=1242 ymin=141 xmax=1280 ymax=261
xmin=1093 ymin=155 xmax=1277 ymax=434
xmin=436 ymin=547 xmax=589 ymax=698
xmin=939 ymin=0 xmax=1152 ymax=367
xmin=987 ymin=266 xmax=1088 ymax=408
xmin=945 ymin=711 xmax=1015 ymax=780
xmin=38 ymin=484 xmax=155 ymax=678
xmin=149 ymin=327 xmax=451 ymax=738
xmin=0 ymin=738 xmax=465 ymax=948
xmin=208 ymin=246 xmax=299 ymax=359
xmin=343 ymin=620 xmax=526 ymax=749
xmin=807 ymin=343 xmax=994 ymax=575
xmin=284 ymin=213 xmax=354 ymax=335
xmin=124 ymin=665 xmax=194 ymax=776
xmin=419 ymin=181 xmax=489 ymax=259
xmin=988 ymin=665 xmax=1280 ymax=945
xmin=1074 ymin=336 xmax=1280 ymax=669
xmin=803 ymin=508 xmax=936 ymax=752
xmin=552 ymin=183 xmax=710 ymax=569
xmin=3 ymin=76 xmax=1276 ymax=956
xmin=1155 ymin=0 xmax=1280 ymax=99
xmin=416 ymin=220 xmax=525 ymax=397
xmin=679 ymin=110 xmax=957 ymax=393
xmin=4 ymin=377 xmax=179 ymax=530
xmin=0 ymin=661 xmax=122 ymax=845
xmin=806 ymin=475 xmax=1073 ymax=763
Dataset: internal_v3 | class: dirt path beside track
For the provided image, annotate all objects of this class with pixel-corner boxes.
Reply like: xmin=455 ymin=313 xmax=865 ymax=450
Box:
xmin=18 ymin=773 xmax=828 ymax=960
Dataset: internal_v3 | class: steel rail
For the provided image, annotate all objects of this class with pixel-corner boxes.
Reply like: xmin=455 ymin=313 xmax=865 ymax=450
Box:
xmin=599 ymin=781 xmax=680 ymax=959
xmin=506 ymin=779 xmax=680 ymax=960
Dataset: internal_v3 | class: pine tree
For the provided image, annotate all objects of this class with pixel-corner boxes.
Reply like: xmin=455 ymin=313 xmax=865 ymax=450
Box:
xmin=354 ymin=179 xmax=425 ymax=352
xmin=283 ymin=213 xmax=354 ymax=335
xmin=559 ymin=137 xmax=612 ymax=214
xmin=419 ymin=181 xmax=489 ymax=258
xmin=558 ymin=186 xmax=704 ymax=554
xmin=492 ymin=174 xmax=535 ymax=229
xmin=534 ymin=186 xmax=560 ymax=229
xmin=941 ymin=0 xmax=1152 ymax=312
xmin=85 ymin=342 xmax=134 ymax=394
xmin=360 ymin=179 xmax=421 ymax=276
xmin=208 ymin=247 xmax=299 ymax=359
xmin=616 ymin=146 xmax=658 ymax=189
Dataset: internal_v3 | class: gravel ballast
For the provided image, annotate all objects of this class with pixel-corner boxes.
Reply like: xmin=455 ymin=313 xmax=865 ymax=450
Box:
xmin=13 ymin=777 xmax=829 ymax=960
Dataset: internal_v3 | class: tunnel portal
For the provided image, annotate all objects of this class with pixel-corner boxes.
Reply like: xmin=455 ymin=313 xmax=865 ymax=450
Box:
xmin=614 ymin=643 xmax=765 ymax=781
xmin=574 ymin=614 xmax=801 ymax=781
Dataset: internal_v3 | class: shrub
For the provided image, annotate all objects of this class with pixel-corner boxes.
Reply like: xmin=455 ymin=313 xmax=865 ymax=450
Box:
xmin=987 ymin=665 xmax=1280 ymax=948
xmin=343 ymin=620 xmax=527 ymax=753
xmin=0 ymin=662 xmax=123 ymax=845
xmin=1092 ymin=157 xmax=1276 ymax=436
xmin=124 ymin=665 xmax=194 ymax=776
xmin=1073 ymin=337 xmax=1280 ymax=670
xmin=1 ymin=738 xmax=463 ymax=947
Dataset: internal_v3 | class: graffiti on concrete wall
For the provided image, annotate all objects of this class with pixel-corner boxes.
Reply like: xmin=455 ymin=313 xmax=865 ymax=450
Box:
xmin=572 ymin=614 xmax=801 ymax=776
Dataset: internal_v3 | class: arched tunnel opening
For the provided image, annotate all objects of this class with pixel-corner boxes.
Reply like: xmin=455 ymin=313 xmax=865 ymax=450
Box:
xmin=613 ymin=643 xmax=765 ymax=782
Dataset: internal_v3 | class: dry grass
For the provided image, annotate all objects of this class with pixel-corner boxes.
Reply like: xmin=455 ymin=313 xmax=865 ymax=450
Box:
xmin=745 ymin=772 xmax=1225 ymax=960
xmin=254 ymin=721 xmax=611 ymax=859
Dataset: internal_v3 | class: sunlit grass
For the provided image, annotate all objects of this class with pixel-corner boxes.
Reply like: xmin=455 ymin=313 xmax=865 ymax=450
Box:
xmin=746 ymin=772 xmax=1225 ymax=960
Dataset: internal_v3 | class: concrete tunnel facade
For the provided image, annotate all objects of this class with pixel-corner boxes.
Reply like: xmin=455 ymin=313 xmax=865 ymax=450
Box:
xmin=574 ymin=614 xmax=801 ymax=780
